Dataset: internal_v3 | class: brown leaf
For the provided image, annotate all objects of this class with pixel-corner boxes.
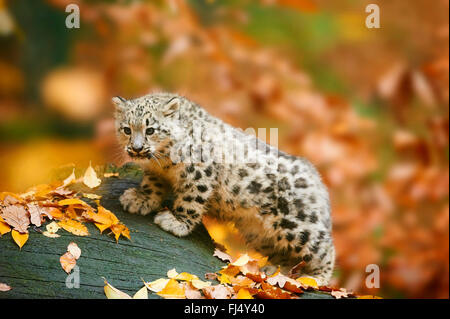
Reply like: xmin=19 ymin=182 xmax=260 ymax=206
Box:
xmin=60 ymin=252 xmax=77 ymax=274
xmin=27 ymin=203 xmax=43 ymax=227
xmin=0 ymin=205 xmax=30 ymax=233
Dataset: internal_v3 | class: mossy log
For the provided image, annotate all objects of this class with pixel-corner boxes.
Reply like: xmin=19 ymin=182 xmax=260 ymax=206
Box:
xmin=0 ymin=164 xmax=331 ymax=299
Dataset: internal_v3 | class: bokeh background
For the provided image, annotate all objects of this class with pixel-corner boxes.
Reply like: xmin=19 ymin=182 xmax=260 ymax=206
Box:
xmin=0 ymin=0 xmax=448 ymax=298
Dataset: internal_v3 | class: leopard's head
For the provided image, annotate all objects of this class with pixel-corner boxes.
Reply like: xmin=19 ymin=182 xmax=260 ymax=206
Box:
xmin=113 ymin=93 xmax=189 ymax=161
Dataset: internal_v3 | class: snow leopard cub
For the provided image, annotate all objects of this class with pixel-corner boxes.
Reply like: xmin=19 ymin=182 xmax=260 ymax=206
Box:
xmin=113 ymin=92 xmax=335 ymax=284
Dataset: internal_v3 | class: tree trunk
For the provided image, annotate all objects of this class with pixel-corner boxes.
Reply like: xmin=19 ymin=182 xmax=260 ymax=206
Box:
xmin=0 ymin=164 xmax=331 ymax=299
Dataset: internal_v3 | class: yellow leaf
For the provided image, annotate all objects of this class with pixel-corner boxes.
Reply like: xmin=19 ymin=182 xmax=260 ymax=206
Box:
xmin=58 ymin=220 xmax=89 ymax=236
xmin=219 ymin=265 xmax=241 ymax=277
xmin=103 ymin=278 xmax=132 ymax=299
xmin=174 ymin=272 xmax=199 ymax=282
xmin=237 ymin=288 xmax=254 ymax=299
xmin=167 ymin=268 xmax=178 ymax=278
xmin=357 ymin=295 xmax=383 ymax=299
xmin=82 ymin=193 xmax=101 ymax=200
xmin=94 ymin=223 xmax=110 ymax=233
xmin=42 ymin=231 xmax=60 ymax=238
xmin=218 ymin=273 xmax=232 ymax=285
xmin=63 ymin=168 xmax=76 ymax=187
xmin=296 ymin=277 xmax=318 ymax=289
xmin=231 ymin=254 xmax=250 ymax=266
xmin=58 ymin=198 xmax=88 ymax=206
xmin=133 ymin=286 xmax=148 ymax=299
xmin=110 ymin=223 xmax=130 ymax=242
xmin=46 ymin=221 xmax=61 ymax=233
xmin=144 ymin=278 xmax=170 ymax=293
xmin=191 ymin=279 xmax=212 ymax=289
xmin=157 ymin=279 xmax=185 ymax=299
xmin=83 ymin=162 xmax=101 ymax=189
xmin=0 ymin=218 xmax=11 ymax=236
xmin=11 ymin=230 xmax=28 ymax=249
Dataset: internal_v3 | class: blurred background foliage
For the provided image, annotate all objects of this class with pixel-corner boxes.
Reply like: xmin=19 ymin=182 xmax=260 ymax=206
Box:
xmin=0 ymin=0 xmax=448 ymax=298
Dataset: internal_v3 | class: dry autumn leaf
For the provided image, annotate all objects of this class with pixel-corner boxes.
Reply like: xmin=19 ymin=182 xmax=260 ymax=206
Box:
xmin=11 ymin=230 xmax=28 ymax=249
xmin=0 ymin=217 xmax=11 ymax=236
xmin=144 ymin=278 xmax=170 ymax=293
xmin=83 ymin=162 xmax=101 ymax=189
xmin=103 ymin=278 xmax=132 ymax=299
xmin=213 ymin=248 xmax=233 ymax=263
xmin=237 ymin=288 xmax=254 ymax=299
xmin=0 ymin=205 xmax=30 ymax=233
xmin=58 ymin=219 xmax=89 ymax=236
xmin=133 ymin=286 xmax=148 ymax=299
xmin=67 ymin=242 xmax=81 ymax=259
xmin=63 ymin=168 xmax=76 ymax=187
xmin=0 ymin=283 xmax=11 ymax=292
xmin=27 ymin=203 xmax=43 ymax=227
xmin=157 ymin=278 xmax=186 ymax=299
xmin=60 ymin=251 xmax=76 ymax=274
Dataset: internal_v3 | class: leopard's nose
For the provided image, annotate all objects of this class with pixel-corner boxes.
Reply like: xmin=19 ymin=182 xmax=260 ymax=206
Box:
xmin=132 ymin=145 xmax=143 ymax=153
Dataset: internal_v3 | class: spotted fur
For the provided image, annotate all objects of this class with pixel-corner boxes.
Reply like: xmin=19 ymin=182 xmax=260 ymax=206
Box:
xmin=114 ymin=92 xmax=335 ymax=285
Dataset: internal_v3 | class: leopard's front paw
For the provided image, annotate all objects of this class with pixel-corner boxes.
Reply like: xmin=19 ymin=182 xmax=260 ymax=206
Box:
xmin=153 ymin=210 xmax=190 ymax=237
xmin=119 ymin=187 xmax=157 ymax=216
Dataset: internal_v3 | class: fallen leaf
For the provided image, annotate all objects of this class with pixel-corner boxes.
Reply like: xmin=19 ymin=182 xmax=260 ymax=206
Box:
xmin=58 ymin=198 xmax=88 ymax=207
xmin=184 ymin=282 xmax=204 ymax=299
xmin=202 ymin=284 xmax=233 ymax=299
xmin=167 ymin=268 xmax=179 ymax=278
xmin=83 ymin=162 xmax=101 ymax=188
xmin=157 ymin=279 xmax=185 ymax=299
xmin=0 ymin=217 xmax=11 ymax=236
xmin=58 ymin=219 xmax=89 ymax=236
xmin=231 ymin=254 xmax=250 ymax=266
xmin=82 ymin=193 xmax=102 ymax=200
xmin=42 ymin=231 xmax=60 ymax=238
xmin=191 ymin=279 xmax=212 ymax=289
xmin=296 ymin=277 xmax=319 ymax=289
xmin=103 ymin=278 xmax=132 ymax=299
xmin=0 ymin=205 xmax=30 ymax=233
xmin=67 ymin=242 xmax=81 ymax=259
xmin=133 ymin=286 xmax=148 ymax=299
xmin=237 ymin=288 xmax=254 ymax=299
xmin=331 ymin=288 xmax=350 ymax=299
xmin=144 ymin=278 xmax=170 ymax=292
xmin=357 ymin=295 xmax=383 ymax=299
xmin=46 ymin=221 xmax=61 ymax=233
xmin=11 ymin=230 xmax=29 ymax=249
xmin=213 ymin=248 xmax=233 ymax=263
xmin=0 ymin=283 xmax=11 ymax=292
xmin=110 ymin=223 xmax=130 ymax=242
xmin=63 ymin=168 xmax=76 ymax=187
xmin=27 ymin=203 xmax=43 ymax=227
xmin=60 ymin=252 xmax=76 ymax=273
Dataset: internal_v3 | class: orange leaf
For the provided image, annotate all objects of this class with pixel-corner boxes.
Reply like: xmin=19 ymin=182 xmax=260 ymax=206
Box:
xmin=60 ymin=252 xmax=76 ymax=273
xmin=237 ymin=288 xmax=254 ymax=299
xmin=157 ymin=279 xmax=185 ymax=299
xmin=11 ymin=230 xmax=29 ymax=249
xmin=58 ymin=198 xmax=88 ymax=206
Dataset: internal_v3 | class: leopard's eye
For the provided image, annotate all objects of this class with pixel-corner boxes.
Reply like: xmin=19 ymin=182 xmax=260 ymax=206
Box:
xmin=146 ymin=128 xmax=155 ymax=135
xmin=123 ymin=127 xmax=131 ymax=135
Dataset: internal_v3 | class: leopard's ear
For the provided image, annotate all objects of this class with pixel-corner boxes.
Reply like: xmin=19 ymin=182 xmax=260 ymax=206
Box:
xmin=112 ymin=96 xmax=128 ymax=112
xmin=162 ymin=97 xmax=180 ymax=117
